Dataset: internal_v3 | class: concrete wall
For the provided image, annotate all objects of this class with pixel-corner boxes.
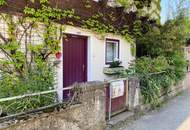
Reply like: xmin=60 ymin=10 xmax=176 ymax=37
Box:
xmin=0 ymin=82 xmax=106 ymax=130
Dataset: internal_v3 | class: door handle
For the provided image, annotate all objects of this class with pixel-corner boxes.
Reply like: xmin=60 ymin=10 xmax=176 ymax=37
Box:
xmin=83 ymin=64 xmax=85 ymax=72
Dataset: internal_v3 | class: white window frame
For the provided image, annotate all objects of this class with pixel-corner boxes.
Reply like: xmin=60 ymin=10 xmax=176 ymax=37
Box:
xmin=105 ymin=39 xmax=120 ymax=64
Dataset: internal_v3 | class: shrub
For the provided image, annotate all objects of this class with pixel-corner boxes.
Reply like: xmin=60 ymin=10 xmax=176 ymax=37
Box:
xmin=125 ymin=54 xmax=186 ymax=106
xmin=0 ymin=63 xmax=56 ymax=115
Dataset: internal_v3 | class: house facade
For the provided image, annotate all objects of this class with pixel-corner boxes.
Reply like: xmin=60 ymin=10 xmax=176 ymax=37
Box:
xmin=56 ymin=25 xmax=135 ymax=99
xmin=0 ymin=0 xmax=161 ymax=100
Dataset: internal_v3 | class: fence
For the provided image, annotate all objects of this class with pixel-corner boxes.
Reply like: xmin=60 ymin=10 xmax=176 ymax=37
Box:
xmin=0 ymin=71 xmax=169 ymax=122
xmin=0 ymin=78 xmax=130 ymax=122
xmin=105 ymin=78 xmax=128 ymax=121
xmin=0 ymin=82 xmax=106 ymax=130
xmin=0 ymin=86 xmax=76 ymax=123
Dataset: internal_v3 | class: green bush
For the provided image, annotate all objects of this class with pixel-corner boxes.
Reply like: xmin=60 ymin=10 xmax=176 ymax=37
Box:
xmin=0 ymin=63 xmax=56 ymax=115
xmin=125 ymin=54 xmax=186 ymax=106
xmin=167 ymin=52 xmax=187 ymax=82
xmin=127 ymin=11 xmax=190 ymax=107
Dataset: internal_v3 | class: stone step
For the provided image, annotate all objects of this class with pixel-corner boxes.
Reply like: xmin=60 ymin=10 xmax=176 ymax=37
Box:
xmin=107 ymin=111 xmax=134 ymax=128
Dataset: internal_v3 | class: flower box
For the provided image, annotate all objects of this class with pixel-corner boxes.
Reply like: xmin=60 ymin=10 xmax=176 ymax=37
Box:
xmin=103 ymin=67 xmax=125 ymax=75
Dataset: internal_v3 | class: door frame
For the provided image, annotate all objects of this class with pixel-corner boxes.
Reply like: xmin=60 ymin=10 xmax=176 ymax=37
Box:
xmin=63 ymin=34 xmax=88 ymax=87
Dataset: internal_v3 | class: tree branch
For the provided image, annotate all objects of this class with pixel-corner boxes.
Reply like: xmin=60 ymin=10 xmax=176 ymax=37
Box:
xmin=19 ymin=22 xmax=35 ymax=44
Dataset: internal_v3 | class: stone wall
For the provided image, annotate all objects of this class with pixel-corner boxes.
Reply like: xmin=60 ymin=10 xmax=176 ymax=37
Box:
xmin=0 ymin=81 xmax=106 ymax=130
xmin=128 ymin=78 xmax=185 ymax=112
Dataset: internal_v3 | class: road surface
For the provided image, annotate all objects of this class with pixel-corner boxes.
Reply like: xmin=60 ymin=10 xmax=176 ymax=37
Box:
xmin=123 ymin=73 xmax=190 ymax=130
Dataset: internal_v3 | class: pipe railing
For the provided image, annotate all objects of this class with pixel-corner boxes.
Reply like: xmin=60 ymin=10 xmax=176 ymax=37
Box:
xmin=0 ymin=86 xmax=73 ymax=103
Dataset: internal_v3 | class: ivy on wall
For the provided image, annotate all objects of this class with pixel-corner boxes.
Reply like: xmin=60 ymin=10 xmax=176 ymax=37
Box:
xmin=0 ymin=0 xmax=161 ymax=57
xmin=0 ymin=0 xmax=162 ymax=75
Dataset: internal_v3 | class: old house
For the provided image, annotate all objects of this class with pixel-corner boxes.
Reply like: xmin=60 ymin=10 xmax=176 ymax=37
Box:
xmin=0 ymin=0 xmax=161 ymax=103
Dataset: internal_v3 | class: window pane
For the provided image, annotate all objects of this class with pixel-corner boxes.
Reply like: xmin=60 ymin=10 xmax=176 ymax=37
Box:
xmin=106 ymin=40 xmax=119 ymax=63
xmin=107 ymin=43 xmax=114 ymax=62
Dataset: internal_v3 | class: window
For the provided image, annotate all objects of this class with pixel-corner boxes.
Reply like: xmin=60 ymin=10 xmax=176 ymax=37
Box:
xmin=105 ymin=39 xmax=119 ymax=64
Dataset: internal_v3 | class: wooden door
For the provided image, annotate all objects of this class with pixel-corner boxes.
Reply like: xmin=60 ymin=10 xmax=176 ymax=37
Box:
xmin=63 ymin=34 xmax=87 ymax=87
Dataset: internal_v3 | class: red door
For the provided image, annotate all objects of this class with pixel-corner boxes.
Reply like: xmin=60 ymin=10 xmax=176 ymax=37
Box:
xmin=63 ymin=34 xmax=87 ymax=87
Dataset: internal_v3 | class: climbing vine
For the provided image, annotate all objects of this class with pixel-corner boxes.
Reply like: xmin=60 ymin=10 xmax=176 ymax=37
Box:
xmin=82 ymin=13 xmax=115 ymax=37
xmin=0 ymin=0 xmax=160 ymax=82
xmin=0 ymin=0 xmax=79 ymax=114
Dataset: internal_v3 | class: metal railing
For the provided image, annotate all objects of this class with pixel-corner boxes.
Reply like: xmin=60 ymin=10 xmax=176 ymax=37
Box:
xmin=0 ymin=86 xmax=75 ymax=122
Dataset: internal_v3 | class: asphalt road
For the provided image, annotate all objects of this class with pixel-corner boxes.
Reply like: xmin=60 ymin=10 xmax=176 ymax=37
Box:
xmin=123 ymin=89 xmax=190 ymax=130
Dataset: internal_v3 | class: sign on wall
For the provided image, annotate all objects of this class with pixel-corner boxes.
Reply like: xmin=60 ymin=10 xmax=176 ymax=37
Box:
xmin=110 ymin=80 xmax=124 ymax=98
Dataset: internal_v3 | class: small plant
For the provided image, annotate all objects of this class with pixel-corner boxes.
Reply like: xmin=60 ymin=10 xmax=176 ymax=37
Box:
xmin=109 ymin=59 xmax=122 ymax=68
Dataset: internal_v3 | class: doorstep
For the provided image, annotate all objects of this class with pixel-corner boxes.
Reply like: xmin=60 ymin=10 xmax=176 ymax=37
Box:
xmin=106 ymin=111 xmax=135 ymax=129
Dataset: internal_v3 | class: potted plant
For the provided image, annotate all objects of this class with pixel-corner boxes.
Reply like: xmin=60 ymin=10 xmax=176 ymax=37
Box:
xmin=103 ymin=59 xmax=125 ymax=75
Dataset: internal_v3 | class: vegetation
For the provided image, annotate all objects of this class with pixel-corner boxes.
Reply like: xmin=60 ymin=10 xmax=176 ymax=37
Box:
xmin=0 ymin=64 xmax=56 ymax=114
xmin=0 ymin=0 xmax=188 ymax=114
xmin=124 ymin=10 xmax=190 ymax=106
xmin=0 ymin=0 xmax=64 ymax=115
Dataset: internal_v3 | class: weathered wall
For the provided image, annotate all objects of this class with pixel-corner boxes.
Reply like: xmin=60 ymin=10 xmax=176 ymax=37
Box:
xmin=128 ymin=77 xmax=185 ymax=111
xmin=0 ymin=82 xmax=106 ymax=130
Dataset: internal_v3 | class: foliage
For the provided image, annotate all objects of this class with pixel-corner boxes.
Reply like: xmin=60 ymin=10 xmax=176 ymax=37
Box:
xmin=133 ymin=56 xmax=169 ymax=74
xmin=109 ymin=60 xmax=122 ymax=68
xmin=0 ymin=0 xmax=65 ymax=115
xmin=0 ymin=64 xmax=56 ymax=114
xmin=0 ymin=0 xmax=181 ymax=113
xmin=82 ymin=13 xmax=115 ymax=37
xmin=0 ymin=64 xmax=55 ymax=98
xmin=167 ymin=52 xmax=187 ymax=82
xmin=138 ymin=13 xmax=190 ymax=57
xmin=0 ymin=0 xmax=5 ymax=6
xmin=126 ymin=50 xmax=187 ymax=107
xmin=116 ymin=0 xmax=129 ymax=9
xmin=125 ymin=11 xmax=190 ymax=106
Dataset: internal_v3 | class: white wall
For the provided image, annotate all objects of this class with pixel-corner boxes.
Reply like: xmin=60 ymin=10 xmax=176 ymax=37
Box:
xmin=57 ymin=25 xmax=135 ymax=85
xmin=0 ymin=14 xmax=135 ymax=100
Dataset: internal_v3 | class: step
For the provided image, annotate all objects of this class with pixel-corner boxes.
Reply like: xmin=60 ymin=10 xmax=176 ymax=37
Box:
xmin=107 ymin=111 xmax=134 ymax=127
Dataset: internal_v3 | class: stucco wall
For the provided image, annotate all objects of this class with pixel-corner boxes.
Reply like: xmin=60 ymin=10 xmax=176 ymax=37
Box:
xmin=0 ymin=82 xmax=106 ymax=130
xmin=57 ymin=25 xmax=135 ymax=99
xmin=0 ymin=13 xmax=134 ymax=99
xmin=62 ymin=25 xmax=135 ymax=81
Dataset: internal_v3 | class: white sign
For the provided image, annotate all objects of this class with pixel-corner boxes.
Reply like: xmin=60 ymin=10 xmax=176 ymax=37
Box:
xmin=111 ymin=80 xmax=124 ymax=99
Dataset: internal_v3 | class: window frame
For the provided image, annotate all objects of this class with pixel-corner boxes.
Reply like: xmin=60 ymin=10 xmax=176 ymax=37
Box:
xmin=105 ymin=39 xmax=120 ymax=64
